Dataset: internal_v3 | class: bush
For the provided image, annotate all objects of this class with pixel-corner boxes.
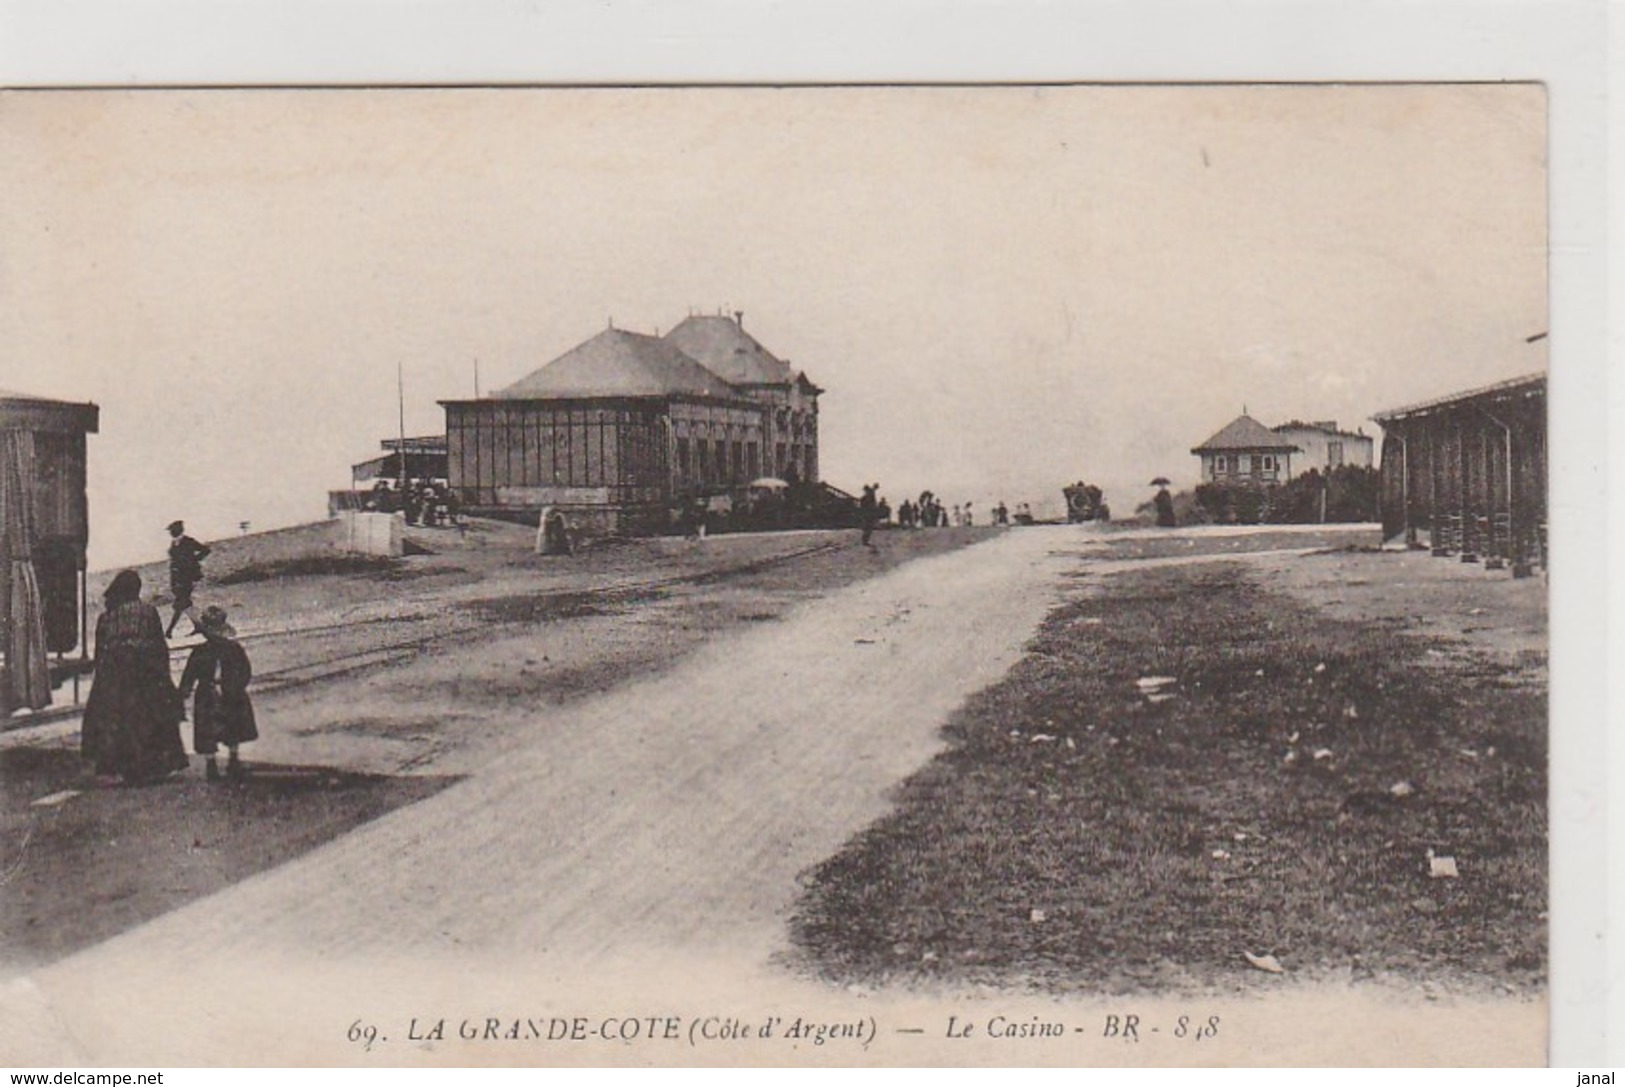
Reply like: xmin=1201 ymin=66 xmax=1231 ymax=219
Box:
xmin=1193 ymin=482 xmax=1250 ymax=524
xmin=1269 ymin=466 xmax=1381 ymax=524
xmin=1193 ymin=466 xmax=1380 ymax=526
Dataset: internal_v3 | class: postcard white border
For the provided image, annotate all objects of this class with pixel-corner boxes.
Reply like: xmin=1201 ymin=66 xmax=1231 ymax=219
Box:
xmin=0 ymin=0 xmax=1612 ymax=1068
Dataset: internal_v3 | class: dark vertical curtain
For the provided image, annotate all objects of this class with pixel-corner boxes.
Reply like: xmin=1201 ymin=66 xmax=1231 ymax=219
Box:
xmin=1 ymin=429 xmax=51 ymax=712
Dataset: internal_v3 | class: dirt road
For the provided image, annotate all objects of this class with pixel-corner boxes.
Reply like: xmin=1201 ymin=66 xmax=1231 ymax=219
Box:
xmin=1 ymin=524 xmax=1540 ymax=1066
xmin=7 ymin=526 xmax=1082 ymax=1063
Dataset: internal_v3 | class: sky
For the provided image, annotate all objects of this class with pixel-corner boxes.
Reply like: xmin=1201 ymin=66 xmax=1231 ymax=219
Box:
xmin=0 ymin=85 xmax=1547 ymax=570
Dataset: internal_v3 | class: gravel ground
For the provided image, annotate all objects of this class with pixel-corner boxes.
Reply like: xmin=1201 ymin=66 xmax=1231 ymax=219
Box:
xmin=2 ymin=521 xmax=993 ymax=975
xmin=0 ymin=523 xmax=1546 ymax=1066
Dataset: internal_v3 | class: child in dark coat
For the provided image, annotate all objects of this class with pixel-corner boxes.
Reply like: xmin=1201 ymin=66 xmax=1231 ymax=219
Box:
xmin=180 ymin=605 xmax=258 ymax=781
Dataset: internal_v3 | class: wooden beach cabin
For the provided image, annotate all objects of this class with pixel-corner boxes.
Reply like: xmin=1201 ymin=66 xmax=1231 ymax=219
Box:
xmin=0 ymin=390 xmax=99 ymax=715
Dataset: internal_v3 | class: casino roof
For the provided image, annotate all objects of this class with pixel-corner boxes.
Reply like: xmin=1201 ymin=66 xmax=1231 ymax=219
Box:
xmin=662 ymin=314 xmax=798 ymax=387
xmin=492 ymin=327 xmax=744 ymax=401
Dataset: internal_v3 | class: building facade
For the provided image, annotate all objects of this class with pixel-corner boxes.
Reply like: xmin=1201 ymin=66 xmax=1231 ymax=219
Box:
xmin=1193 ymin=414 xmax=1377 ymax=486
xmin=1191 ymin=414 xmax=1302 ymax=484
xmin=1269 ymin=421 xmax=1375 ymax=476
xmin=442 ymin=315 xmax=821 ymax=535
xmin=1372 ymin=372 xmax=1546 ymax=576
xmin=663 ymin=313 xmax=822 ymax=483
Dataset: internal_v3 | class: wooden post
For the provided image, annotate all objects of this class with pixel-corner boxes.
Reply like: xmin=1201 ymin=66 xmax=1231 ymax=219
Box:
xmin=1475 ymin=400 xmax=1521 ymax=577
xmin=1430 ymin=423 xmax=1450 ymax=556
xmin=1458 ymin=419 xmax=1477 ymax=562
xmin=75 ymin=565 xmax=87 ymax=704
xmin=1400 ymin=434 xmax=1420 ymax=547
xmin=1511 ymin=415 xmax=1533 ymax=578
xmin=397 ymin=361 xmax=408 ymax=493
xmin=1483 ymin=425 xmax=1503 ymax=569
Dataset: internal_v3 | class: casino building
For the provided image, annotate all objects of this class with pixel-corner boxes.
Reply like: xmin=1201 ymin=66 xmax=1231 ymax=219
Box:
xmin=441 ymin=313 xmax=822 ymax=535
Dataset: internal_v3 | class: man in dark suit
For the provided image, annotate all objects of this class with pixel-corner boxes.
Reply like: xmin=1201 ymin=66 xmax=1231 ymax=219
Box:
xmin=859 ymin=483 xmax=879 ymax=548
xmin=165 ymin=520 xmax=211 ymax=638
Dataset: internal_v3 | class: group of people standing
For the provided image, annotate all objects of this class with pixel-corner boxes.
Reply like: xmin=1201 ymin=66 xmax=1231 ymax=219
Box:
xmin=894 ymin=491 xmax=945 ymax=528
xmin=864 ymin=489 xmax=1070 ymax=536
xmin=80 ymin=521 xmax=258 ymax=786
xmin=895 ymin=491 xmax=988 ymax=529
xmin=366 ymin=478 xmax=461 ymax=527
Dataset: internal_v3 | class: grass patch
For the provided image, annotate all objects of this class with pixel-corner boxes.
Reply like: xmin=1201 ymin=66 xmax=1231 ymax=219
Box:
xmin=1085 ymin=528 xmax=1380 ymax=563
xmin=789 ymin=564 xmax=1546 ymax=996
xmin=213 ymin=553 xmax=402 ymax=585
xmin=458 ymin=588 xmax=654 ymax=624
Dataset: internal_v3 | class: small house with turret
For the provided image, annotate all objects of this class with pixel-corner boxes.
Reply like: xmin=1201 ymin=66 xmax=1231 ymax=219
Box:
xmin=1192 ymin=413 xmax=1373 ymax=485
xmin=1191 ymin=414 xmax=1301 ymax=484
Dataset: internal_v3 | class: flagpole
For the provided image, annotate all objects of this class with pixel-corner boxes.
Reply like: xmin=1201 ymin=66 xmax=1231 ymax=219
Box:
xmin=397 ymin=361 xmax=408 ymax=492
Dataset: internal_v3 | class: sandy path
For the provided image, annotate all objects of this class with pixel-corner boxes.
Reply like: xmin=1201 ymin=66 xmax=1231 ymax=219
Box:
xmin=1 ymin=525 xmax=1542 ymax=1066
xmin=6 ymin=526 xmax=1082 ymax=1063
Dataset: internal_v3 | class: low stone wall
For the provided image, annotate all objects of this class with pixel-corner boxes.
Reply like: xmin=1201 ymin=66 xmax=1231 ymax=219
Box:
xmin=467 ymin=502 xmax=671 ymax=541
xmin=335 ymin=511 xmax=404 ymax=557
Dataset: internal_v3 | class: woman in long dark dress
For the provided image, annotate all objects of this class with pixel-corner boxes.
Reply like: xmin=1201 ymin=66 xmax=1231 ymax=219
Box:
xmin=81 ymin=570 xmax=188 ymax=785
xmin=1154 ymin=486 xmax=1178 ymax=528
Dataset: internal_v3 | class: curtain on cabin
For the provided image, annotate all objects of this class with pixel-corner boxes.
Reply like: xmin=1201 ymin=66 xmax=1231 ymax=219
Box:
xmin=0 ymin=429 xmax=51 ymax=713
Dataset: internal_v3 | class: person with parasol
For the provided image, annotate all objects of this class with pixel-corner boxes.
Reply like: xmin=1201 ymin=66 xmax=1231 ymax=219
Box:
xmin=1150 ymin=477 xmax=1177 ymax=527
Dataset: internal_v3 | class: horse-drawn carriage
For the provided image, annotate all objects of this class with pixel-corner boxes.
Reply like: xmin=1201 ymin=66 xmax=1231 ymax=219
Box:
xmin=1062 ymin=481 xmax=1110 ymax=523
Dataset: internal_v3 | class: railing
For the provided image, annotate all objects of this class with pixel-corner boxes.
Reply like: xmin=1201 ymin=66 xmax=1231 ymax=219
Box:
xmin=1209 ymin=469 xmax=1281 ymax=483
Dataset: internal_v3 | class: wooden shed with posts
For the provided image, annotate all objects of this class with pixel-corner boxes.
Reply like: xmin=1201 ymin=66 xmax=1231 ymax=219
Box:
xmin=1371 ymin=372 xmax=1546 ymax=576
xmin=0 ymin=389 xmax=99 ymax=715
xmin=441 ymin=314 xmax=821 ymax=536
